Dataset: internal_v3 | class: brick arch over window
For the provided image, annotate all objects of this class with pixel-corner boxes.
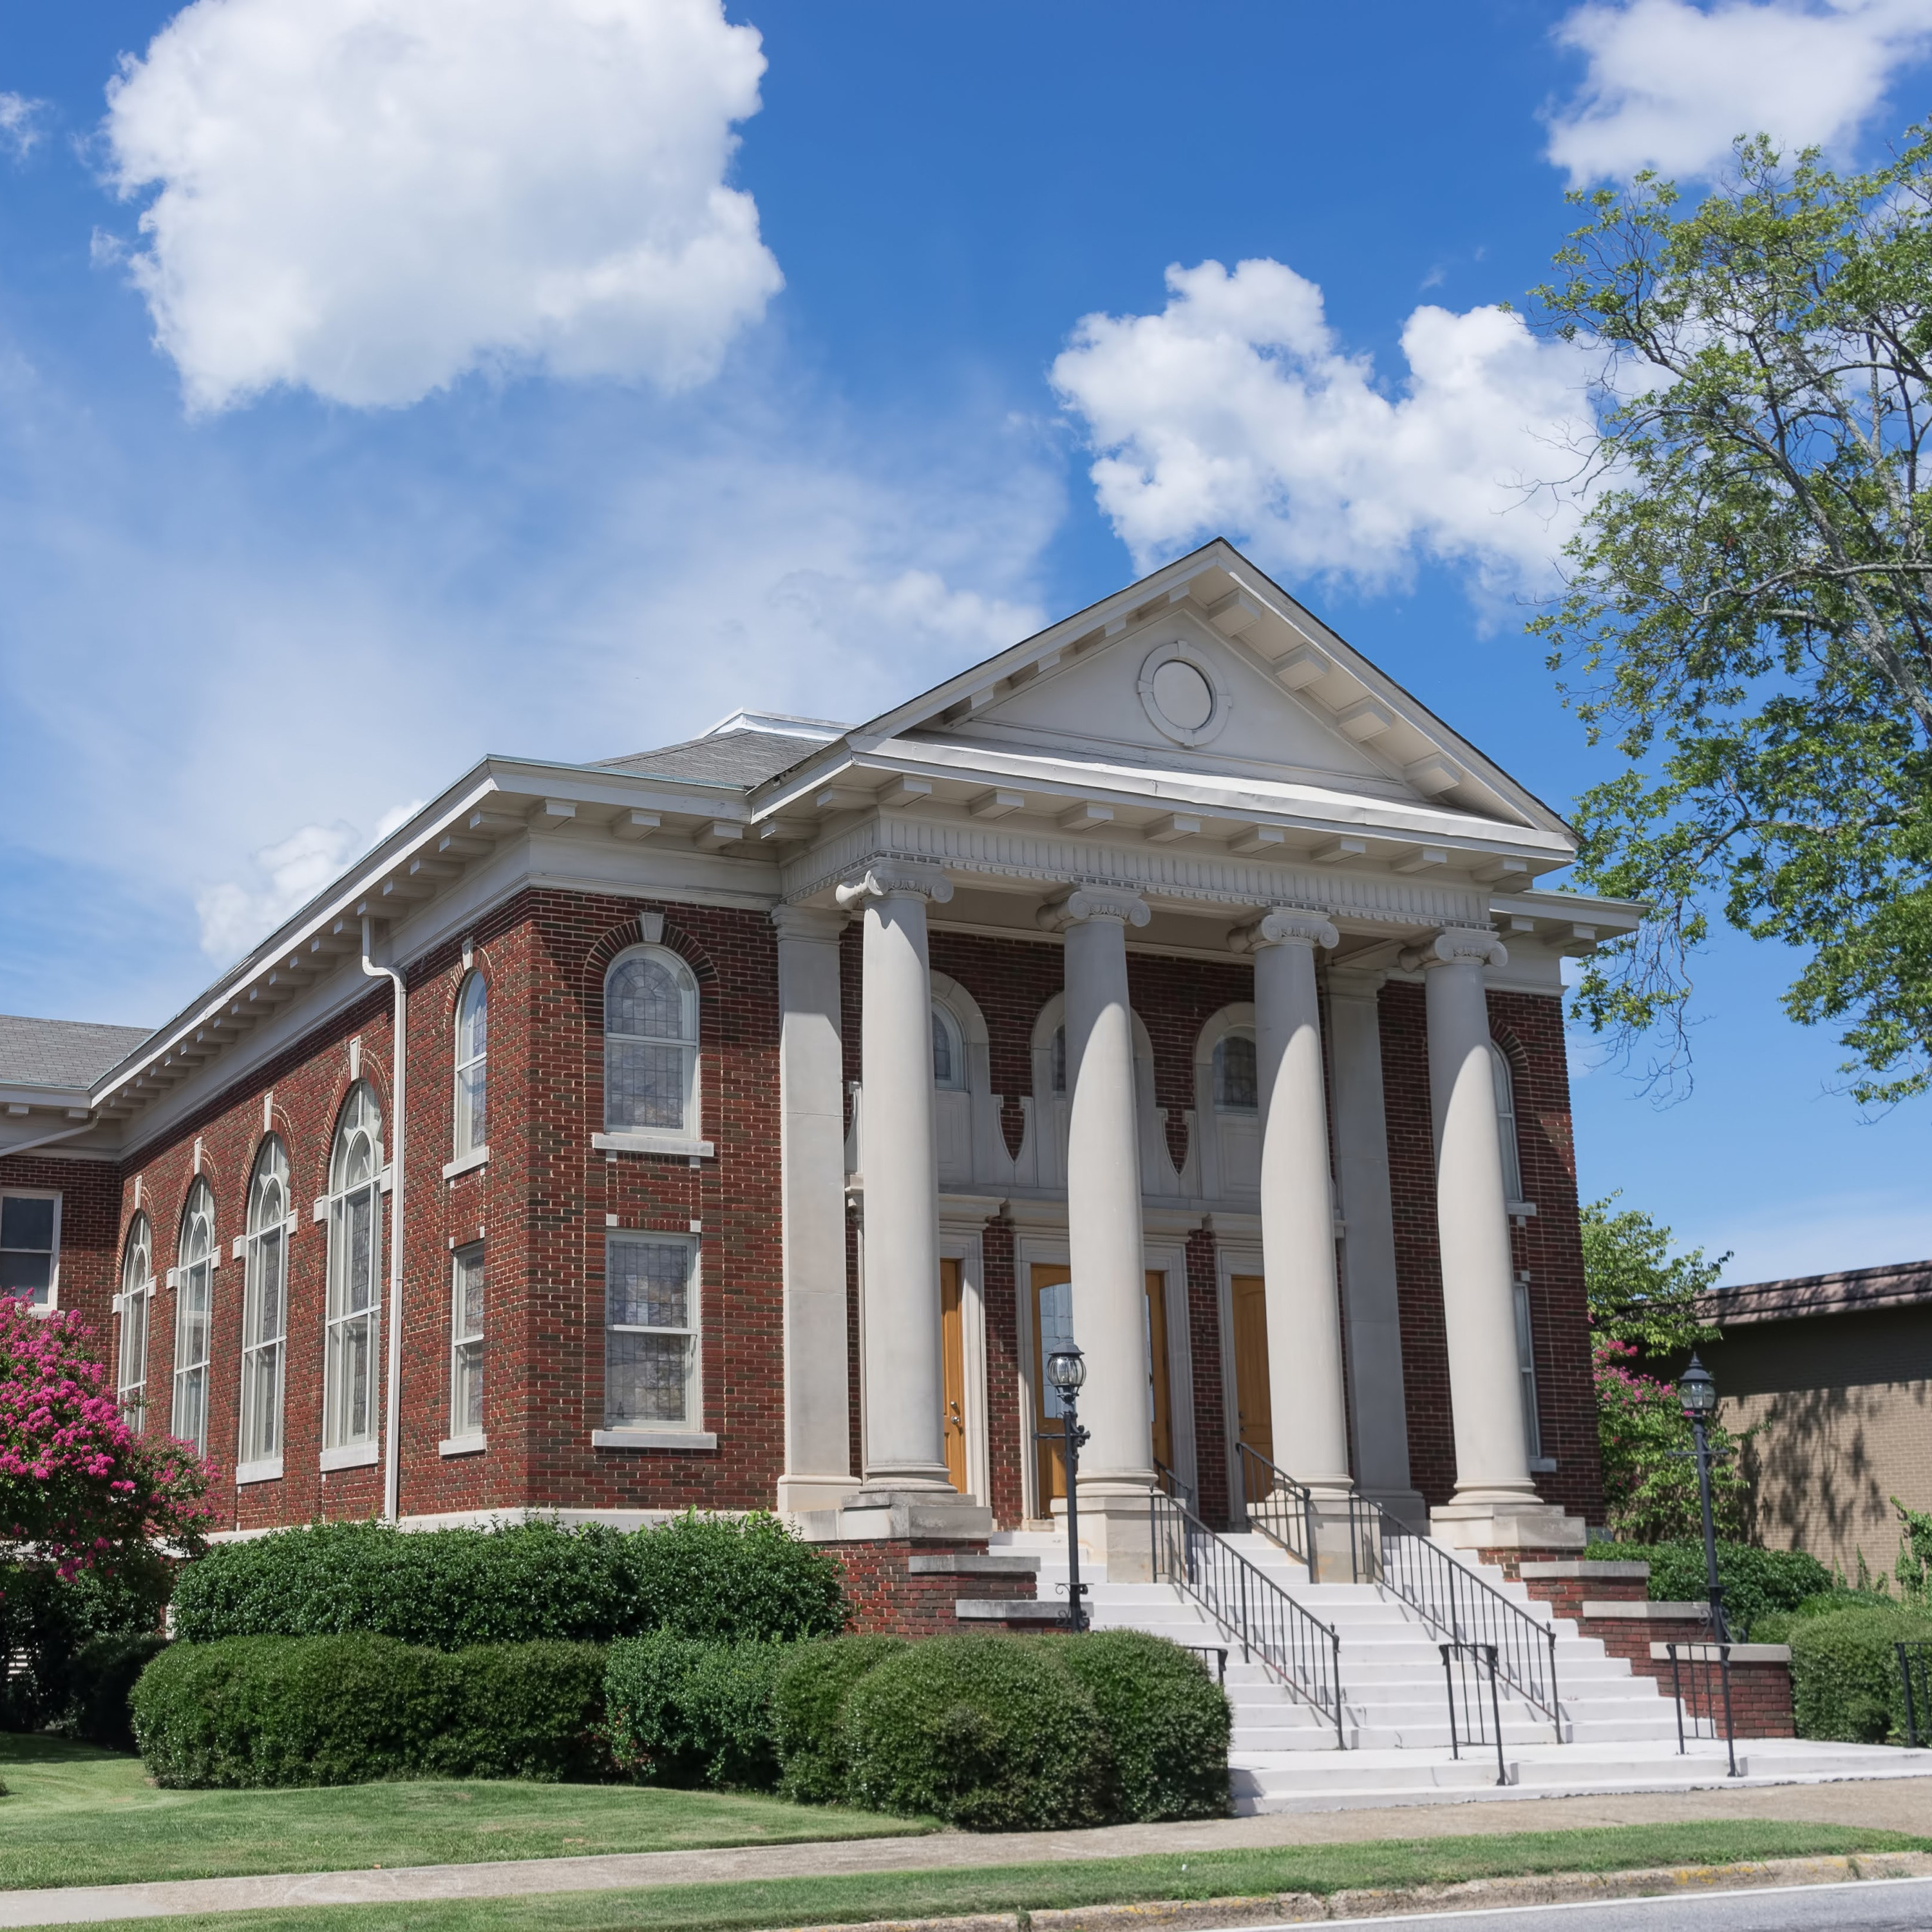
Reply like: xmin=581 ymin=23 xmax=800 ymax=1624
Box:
xmin=582 ymin=909 xmax=718 ymax=1001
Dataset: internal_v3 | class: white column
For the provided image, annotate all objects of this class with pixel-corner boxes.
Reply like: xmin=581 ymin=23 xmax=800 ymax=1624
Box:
xmin=1421 ymin=927 xmax=1540 ymax=1513
xmin=1038 ymin=886 xmax=1155 ymax=1507
xmin=1327 ymin=969 xmax=1425 ymax=1522
xmin=1233 ymin=908 xmax=1351 ymax=1501
xmin=835 ymin=862 xmax=954 ymax=1493
xmin=772 ymin=906 xmax=856 ymax=1515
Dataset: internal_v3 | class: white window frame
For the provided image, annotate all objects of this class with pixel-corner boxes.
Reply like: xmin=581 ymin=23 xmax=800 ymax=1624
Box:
xmin=1212 ymin=1027 xmax=1259 ymax=1114
xmin=594 ymin=1231 xmax=713 ymax=1449
xmin=450 ymin=971 xmax=489 ymax=1171
xmin=172 ymin=1181 xmax=215 ymax=1456
xmin=0 ymin=1186 xmax=62 ymax=1311
xmin=596 ymin=944 xmax=710 ymax=1156
xmin=238 ymin=1137 xmax=292 ymax=1483
xmin=444 ymin=1242 xmax=486 ymax=1454
xmin=1490 ymin=1041 xmax=1528 ymax=1207
xmin=117 ymin=1215 xmax=153 ymax=1430
xmin=931 ymin=1001 xmax=967 ymax=1092
xmin=322 ymin=1084 xmax=384 ymax=1465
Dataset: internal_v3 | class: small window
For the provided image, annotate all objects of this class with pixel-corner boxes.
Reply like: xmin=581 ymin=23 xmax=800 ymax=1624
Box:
xmin=605 ymin=1235 xmax=697 ymax=1429
xmin=605 ymin=947 xmax=699 ymax=1135
xmin=325 ymin=1084 xmax=384 ymax=1450
xmin=1490 ymin=1042 xmax=1526 ymax=1203
xmin=932 ymin=1004 xmax=966 ymax=1091
xmin=451 ymin=1244 xmax=485 ymax=1439
xmin=172 ymin=1181 xmax=215 ymax=1455
xmin=240 ymin=1138 xmax=290 ymax=1471
xmin=453 ymin=972 xmax=488 ymax=1157
xmin=0 ymin=1191 xmax=59 ymax=1307
xmin=1514 ymin=1274 xmax=1544 ymax=1462
xmin=1213 ymin=1032 xmax=1258 ymax=1112
xmin=118 ymin=1216 xmax=153 ymax=1430
xmin=1049 ymin=1025 xmax=1068 ymax=1095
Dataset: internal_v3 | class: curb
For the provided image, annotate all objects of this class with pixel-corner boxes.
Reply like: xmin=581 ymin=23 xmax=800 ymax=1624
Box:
xmin=780 ymin=1850 xmax=1932 ymax=1931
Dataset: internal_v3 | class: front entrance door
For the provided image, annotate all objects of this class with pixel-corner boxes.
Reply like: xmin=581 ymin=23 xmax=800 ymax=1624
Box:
xmin=1030 ymin=1261 xmax=1175 ymax=1517
xmin=940 ymin=1258 xmax=968 ymax=1494
xmin=1231 ymin=1273 xmax=1273 ymax=1499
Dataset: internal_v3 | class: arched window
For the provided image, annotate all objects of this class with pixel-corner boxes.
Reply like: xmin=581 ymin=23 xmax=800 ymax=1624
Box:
xmin=605 ymin=947 xmax=699 ymax=1135
xmin=1490 ymin=1042 xmax=1525 ymax=1204
xmin=931 ymin=1003 xmax=966 ymax=1091
xmin=240 ymin=1138 xmax=290 ymax=1473
xmin=117 ymin=1216 xmax=152 ymax=1431
xmin=453 ymin=971 xmax=488 ymax=1159
xmin=172 ymin=1182 xmax=215 ymax=1455
xmin=1213 ymin=1030 xmax=1258 ymax=1112
xmin=325 ymin=1085 xmax=383 ymax=1452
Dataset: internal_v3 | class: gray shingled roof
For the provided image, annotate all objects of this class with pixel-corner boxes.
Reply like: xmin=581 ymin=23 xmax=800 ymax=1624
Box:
xmin=1702 ymin=1259 xmax=1932 ymax=1323
xmin=594 ymin=729 xmax=829 ymax=789
xmin=0 ymin=1014 xmax=153 ymax=1090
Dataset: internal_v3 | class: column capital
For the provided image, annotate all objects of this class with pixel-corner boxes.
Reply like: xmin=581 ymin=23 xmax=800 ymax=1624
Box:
xmin=835 ymin=860 xmax=954 ymax=910
xmin=771 ymin=904 xmax=848 ymax=942
xmin=1404 ymin=925 xmax=1508 ymax=971
xmin=1229 ymin=905 xmax=1338 ymax=953
xmin=1036 ymin=884 xmax=1151 ymax=933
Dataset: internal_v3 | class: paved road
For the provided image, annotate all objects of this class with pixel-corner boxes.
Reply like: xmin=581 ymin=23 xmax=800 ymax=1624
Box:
xmin=1282 ymin=1875 xmax=1932 ymax=1932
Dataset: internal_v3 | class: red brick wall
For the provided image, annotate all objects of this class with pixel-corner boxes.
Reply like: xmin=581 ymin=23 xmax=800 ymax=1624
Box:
xmin=830 ymin=1539 xmax=1036 ymax=1635
xmin=0 ymin=1148 xmax=121 ymax=1338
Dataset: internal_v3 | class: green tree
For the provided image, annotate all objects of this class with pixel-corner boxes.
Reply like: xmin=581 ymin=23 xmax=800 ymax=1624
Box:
xmin=1581 ymin=1192 xmax=1727 ymax=1355
xmin=1533 ymin=128 xmax=1932 ymax=1102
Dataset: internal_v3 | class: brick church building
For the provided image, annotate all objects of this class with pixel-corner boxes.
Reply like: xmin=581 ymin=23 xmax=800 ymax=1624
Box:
xmin=1 ymin=542 xmax=1626 ymax=1567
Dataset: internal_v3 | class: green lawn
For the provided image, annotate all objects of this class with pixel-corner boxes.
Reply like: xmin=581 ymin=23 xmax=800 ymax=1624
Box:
xmin=64 ymin=1821 xmax=1932 ymax=1932
xmin=0 ymin=1736 xmax=929 ymax=1893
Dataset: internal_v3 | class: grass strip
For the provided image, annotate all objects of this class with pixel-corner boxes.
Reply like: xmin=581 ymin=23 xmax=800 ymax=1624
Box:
xmin=66 ymin=1821 xmax=1932 ymax=1932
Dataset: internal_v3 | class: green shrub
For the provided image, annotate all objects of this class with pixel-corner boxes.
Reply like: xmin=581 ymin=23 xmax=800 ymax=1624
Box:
xmin=171 ymin=1515 xmax=843 ymax=1650
xmin=772 ymin=1634 xmax=905 ymax=1804
xmin=59 ymin=1632 xmax=171 ymax=1751
xmin=131 ymin=1636 xmax=614 ymax=1787
xmin=1583 ymin=1539 xmax=1830 ymax=1637
xmin=843 ymin=1635 xmax=1112 ymax=1831
xmin=1752 ymin=1589 xmax=1895 ymax=1645
xmin=603 ymin=1633 xmax=787 ymax=1790
xmin=0 ymin=1556 xmax=169 ymax=1732
xmin=1789 ymin=1604 xmax=1932 ymax=1743
xmin=1041 ymin=1631 xmax=1229 ymax=1822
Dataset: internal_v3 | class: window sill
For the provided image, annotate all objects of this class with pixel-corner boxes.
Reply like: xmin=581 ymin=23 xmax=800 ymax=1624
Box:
xmin=319 ymin=1443 xmax=379 ymax=1472
xmin=236 ymin=1456 xmax=283 ymax=1486
xmin=591 ymin=1428 xmax=717 ymax=1452
xmin=439 ymin=1434 xmax=486 ymax=1457
xmin=592 ymin=1132 xmax=714 ymax=1159
xmin=1507 ymin=1200 xmax=1538 ymax=1218
xmin=1530 ymin=1456 xmax=1558 ymax=1473
xmin=442 ymin=1146 xmax=489 ymax=1180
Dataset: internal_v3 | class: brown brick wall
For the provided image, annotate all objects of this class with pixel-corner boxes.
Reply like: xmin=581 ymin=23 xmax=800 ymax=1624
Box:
xmin=0 ymin=1149 xmax=121 ymax=1338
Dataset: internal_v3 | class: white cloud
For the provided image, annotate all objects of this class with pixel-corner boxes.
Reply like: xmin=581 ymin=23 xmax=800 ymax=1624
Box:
xmin=102 ymin=0 xmax=782 ymax=412
xmin=0 ymin=93 xmax=44 ymax=158
xmin=1547 ymin=0 xmax=1932 ymax=184
xmin=1051 ymin=257 xmax=1599 ymax=600
xmin=194 ymin=820 xmax=363 ymax=962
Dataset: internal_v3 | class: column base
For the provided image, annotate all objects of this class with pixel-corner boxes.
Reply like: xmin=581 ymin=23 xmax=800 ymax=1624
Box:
xmin=1052 ymin=1483 xmax=1157 ymax=1582
xmin=775 ymin=1473 xmax=860 ymax=1515
xmin=1360 ymin=1485 xmax=1430 ymax=1530
xmin=795 ymin=1486 xmax=993 ymax=1543
xmin=1306 ymin=1493 xmax=1362 ymax=1584
xmin=1429 ymin=1497 xmax=1588 ymax=1555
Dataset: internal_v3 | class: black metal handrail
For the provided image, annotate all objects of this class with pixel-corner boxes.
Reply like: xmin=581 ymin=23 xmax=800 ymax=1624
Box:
xmin=1149 ymin=1486 xmax=1349 ymax=1748
xmin=1348 ymin=1494 xmax=1564 ymax=1738
xmin=1441 ymin=1641 xmax=1510 ymax=1786
xmin=1666 ymin=1641 xmax=1741 ymax=1777
xmin=1154 ymin=1457 xmax=1197 ymax=1516
xmin=1235 ymin=1441 xmax=1319 ymax=1578
xmin=1898 ymin=1640 xmax=1932 ymax=1748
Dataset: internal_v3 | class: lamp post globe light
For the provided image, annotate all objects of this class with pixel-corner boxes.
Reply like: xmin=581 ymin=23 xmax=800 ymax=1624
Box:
xmin=1678 ymin=1354 xmax=1730 ymax=1643
xmin=1045 ymin=1342 xmax=1090 ymax=1634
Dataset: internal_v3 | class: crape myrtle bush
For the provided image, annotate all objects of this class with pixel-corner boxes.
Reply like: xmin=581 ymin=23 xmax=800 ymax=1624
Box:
xmin=1584 ymin=1539 xmax=1830 ymax=1638
xmin=772 ymin=1634 xmax=906 ymax=1804
xmin=131 ymin=1636 xmax=611 ymax=1787
xmin=1787 ymin=1604 xmax=1932 ymax=1743
xmin=603 ymin=1633 xmax=788 ymax=1790
xmin=171 ymin=1513 xmax=844 ymax=1649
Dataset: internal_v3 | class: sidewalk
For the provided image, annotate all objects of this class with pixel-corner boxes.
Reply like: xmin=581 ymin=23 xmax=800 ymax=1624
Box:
xmin=3 ymin=1776 xmax=1929 ymax=1928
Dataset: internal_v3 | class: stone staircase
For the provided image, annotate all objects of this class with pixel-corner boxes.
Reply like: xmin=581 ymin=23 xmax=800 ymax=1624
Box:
xmin=985 ymin=1525 xmax=1931 ymax=1811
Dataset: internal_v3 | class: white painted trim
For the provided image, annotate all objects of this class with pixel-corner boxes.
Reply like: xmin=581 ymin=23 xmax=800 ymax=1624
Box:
xmin=0 ymin=1184 xmax=62 ymax=1312
xmin=442 ymin=1146 xmax=489 ymax=1180
xmin=439 ymin=1434 xmax=487 ymax=1457
xmin=591 ymin=1429 xmax=718 ymax=1451
xmin=592 ymin=1132 xmax=715 ymax=1159
xmin=235 ymin=1455 xmax=283 ymax=1486
xmin=320 ymin=1443 xmax=379 ymax=1472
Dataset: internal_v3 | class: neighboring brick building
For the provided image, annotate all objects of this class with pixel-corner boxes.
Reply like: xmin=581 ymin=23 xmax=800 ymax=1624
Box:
xmin=0 ymin=542 xmax=1627 ymax=1561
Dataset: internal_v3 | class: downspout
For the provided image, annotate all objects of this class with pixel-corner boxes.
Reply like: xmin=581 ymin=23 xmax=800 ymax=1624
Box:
xmin=362 ymin=917 xmax=407 ymax=1524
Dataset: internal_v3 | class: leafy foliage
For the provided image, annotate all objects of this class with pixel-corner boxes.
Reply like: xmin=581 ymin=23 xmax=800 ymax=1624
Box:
xmin=603 ymin=1633 xmax=788 ymax=1791
xmin=1532 ymin=129 xmax=1932 ymax=1101
xmin=60 ymin=1631 xmax=171 ymax=1750
xmin=772 ymin=1634 xmax=905 ymax=1804
xmin=1591 ymin=1338 xmax=1750 ymax=1542
xmin=1787 ymin=1603 xmax=1932 ymax=1742
xmin=1584 ymin=1538 xmax=1830 ymax=1636
xmin=1581 ymin=1193 xmax=1725 ymax=1354
xmin=0 ymin=1553 xmax=173 ymax=1731
xmin=1895 ymin=1495 xmax=1932 ymax=1601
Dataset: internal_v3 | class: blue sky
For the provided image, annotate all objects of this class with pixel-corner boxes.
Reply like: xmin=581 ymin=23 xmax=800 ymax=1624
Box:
xmin=3 ymin=0 xmax=1931 ymax=1283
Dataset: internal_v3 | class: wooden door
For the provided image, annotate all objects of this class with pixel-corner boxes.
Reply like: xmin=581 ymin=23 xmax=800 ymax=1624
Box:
xmin=1231 ymin=1273 xmax=1273 ymax=1492
xmin=940 ymin=1258 xmax=968 ymax=1494
xmin=1030 ymin=1262 xmax=1074 ymax=1513
xmin=1145 ymin=1269 xmax=1173 ymax=1474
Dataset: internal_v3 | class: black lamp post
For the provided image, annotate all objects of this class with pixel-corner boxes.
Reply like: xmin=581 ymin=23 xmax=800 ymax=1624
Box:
xmin=1678 ymin=1354 xmax=1730 ymax=1643
xmin=1045 ymin=1343 xmax=1090 ymax=1634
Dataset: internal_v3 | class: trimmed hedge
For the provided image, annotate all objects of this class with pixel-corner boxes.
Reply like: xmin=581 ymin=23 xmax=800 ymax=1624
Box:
xmin=603 ymin=1633 xmax=788 ymax=1790
xmin=1752 ymin=1590 xmax=1895 ymax=1645
xmin=844 ymin=1636 xmax=1113 ymax=1831
xmin=772 ymin=1635 xmax=906 ymax=1804
xmin=131 ymin=1636 xmax=610 ymax=1787
xmin=1584 ymin=1539 xmax=1830 ymax=1638
xmin=1788 ymin=1604 xmax=1932 ymax=1743
xmin=171 ymin=1514 xmax=844 ymax=1649
xmin=1041 ymin=1631 xmax=1229 ymax=1822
